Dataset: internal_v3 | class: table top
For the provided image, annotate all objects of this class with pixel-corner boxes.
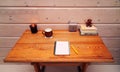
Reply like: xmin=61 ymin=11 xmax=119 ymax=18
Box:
xmin=4 ymin=30 xmax=113 ymax=63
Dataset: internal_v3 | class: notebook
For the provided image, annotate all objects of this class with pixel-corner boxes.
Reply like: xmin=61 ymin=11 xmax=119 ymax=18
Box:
xmin=54 ymin=41 xmax=70 ymax=55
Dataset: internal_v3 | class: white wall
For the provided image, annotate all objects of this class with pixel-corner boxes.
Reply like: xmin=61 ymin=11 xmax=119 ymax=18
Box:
xmin=0 ymin=0 xmax=120 ymax=72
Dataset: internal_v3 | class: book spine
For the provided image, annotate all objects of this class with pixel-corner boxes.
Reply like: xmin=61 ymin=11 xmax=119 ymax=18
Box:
xmin=81 ymin=33 xmax=98 ymax=36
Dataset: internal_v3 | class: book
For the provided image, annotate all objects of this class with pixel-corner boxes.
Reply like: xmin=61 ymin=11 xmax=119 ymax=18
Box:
xmin=54 ymin=41 xmax=70 ymax=55
xmin=80 ymin=24 xmax=97 ymax=31
xmin=80 ymin=29 xmax=98 ymax=35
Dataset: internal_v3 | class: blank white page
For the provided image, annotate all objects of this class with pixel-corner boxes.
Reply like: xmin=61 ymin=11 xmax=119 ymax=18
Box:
xmin=55 ymin=41 xmax=70 ymax=55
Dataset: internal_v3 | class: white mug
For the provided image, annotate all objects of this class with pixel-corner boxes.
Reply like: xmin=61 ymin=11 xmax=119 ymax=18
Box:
xmin=42 ymin=28 xmax=53 ymax=38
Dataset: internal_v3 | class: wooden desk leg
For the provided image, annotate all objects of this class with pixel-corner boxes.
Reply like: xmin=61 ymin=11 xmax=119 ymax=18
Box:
xmin=40 ymin=66 xmax=46 ymax=72
xmin=77 ymin=66 xmax=81 ymax=72
xmin=32 ymin=63 xmax=41 ymax=72
xmin=81 ymin=63 xmax=89 ymax=72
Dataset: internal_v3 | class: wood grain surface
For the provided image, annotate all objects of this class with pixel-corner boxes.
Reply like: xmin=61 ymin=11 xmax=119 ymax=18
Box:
xmin=4 ymin=30 xmax=113 ymax=63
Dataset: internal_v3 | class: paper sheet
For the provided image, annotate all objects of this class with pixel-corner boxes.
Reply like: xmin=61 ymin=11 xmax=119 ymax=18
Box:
xmin=54 ymin=41 xmax=70 ymax=55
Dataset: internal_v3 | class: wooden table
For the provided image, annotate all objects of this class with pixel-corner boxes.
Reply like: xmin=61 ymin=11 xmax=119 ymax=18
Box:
xmin=4 ymin=30 xmax=113 ymax=72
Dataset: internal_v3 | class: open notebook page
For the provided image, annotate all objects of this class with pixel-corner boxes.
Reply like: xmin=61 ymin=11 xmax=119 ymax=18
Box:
xmin=54 ymin=41 xmax=70 ymax=55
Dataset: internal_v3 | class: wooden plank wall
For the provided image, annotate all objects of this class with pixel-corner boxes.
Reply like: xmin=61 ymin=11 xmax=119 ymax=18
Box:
xmin=0 ymin=0 xmax=120 ymax=65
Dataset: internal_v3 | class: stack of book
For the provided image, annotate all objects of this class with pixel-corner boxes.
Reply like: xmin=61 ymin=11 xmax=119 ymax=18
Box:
xmin=80 ymin=24 xmax=98 ymax=35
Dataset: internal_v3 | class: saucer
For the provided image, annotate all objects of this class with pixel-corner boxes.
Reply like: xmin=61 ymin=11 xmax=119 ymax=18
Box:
xmin=45 ymin=36 xmax=53 ymax=38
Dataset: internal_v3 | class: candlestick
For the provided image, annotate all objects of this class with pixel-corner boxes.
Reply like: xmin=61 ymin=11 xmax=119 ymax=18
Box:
xmin=29 ymin=24 xmax=38 ymax=34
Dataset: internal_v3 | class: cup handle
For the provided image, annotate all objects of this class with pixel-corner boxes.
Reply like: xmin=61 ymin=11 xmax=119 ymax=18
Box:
xmin=42 ymin=31 xmax=45 ymax=35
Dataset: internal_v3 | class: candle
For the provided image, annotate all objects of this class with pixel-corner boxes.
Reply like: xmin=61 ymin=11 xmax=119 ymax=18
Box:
xmin=29 ymin=24 xmax=38 ymax=34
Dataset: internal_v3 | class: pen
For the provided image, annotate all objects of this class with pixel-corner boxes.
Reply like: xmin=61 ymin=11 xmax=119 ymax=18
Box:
xmin=71 ymin=45 xmax=79 ymax=55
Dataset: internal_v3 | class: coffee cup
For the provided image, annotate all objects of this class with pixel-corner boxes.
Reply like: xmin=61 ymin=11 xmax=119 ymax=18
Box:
xmin=42 ymin=28 xmax=53 ymax=38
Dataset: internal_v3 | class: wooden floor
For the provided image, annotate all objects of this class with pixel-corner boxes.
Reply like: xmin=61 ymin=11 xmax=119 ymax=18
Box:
xmin=0 ymin=63 xmax=120 ymax=72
